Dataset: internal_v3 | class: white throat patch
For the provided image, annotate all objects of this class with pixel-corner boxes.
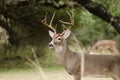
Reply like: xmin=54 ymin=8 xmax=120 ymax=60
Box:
xmin=55 ymin=46 xmax=63 ymax=53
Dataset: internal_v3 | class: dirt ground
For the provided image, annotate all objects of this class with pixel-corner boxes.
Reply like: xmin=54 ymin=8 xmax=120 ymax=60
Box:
xmin=0 ymin=69 xmax=113 ymax=80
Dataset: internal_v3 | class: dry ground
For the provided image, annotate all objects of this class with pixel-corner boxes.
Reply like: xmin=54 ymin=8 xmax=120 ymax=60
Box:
xmin=0 ymin=68 xmax=113 ymax=80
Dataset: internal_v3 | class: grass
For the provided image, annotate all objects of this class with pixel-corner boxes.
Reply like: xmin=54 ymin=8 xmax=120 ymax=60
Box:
xmin=0 ymin=67 xmax=113 ymax=80
xmin=0 ymin=67 xmax=72 ymax=80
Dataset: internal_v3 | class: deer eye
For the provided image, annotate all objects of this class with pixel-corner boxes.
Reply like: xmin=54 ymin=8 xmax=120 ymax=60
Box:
xmin=58 ymin=37 xmax=62 ymax=40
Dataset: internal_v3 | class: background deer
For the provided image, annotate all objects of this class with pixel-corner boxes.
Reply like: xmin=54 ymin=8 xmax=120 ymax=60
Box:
xmin=89 ymin=40 xmax=119 ymax=55
xmin=41 ymin=10 xmax=120 ymax=80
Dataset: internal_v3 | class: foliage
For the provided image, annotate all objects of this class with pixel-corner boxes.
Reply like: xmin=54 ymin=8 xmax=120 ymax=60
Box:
xmin=73 ymin=8 xmax=119 ymax=46
xmin=93 ymin=0 xmax=120 ymax=16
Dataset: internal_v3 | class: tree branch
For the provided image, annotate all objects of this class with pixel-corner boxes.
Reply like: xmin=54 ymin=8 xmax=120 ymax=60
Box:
xmin=76 ymin=0 xmax=120 ymax=34
xmin=1 ymin=0 xmax=119 ymax=34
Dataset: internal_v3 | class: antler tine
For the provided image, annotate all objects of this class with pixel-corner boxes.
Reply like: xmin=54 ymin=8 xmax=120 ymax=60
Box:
xmin=41 ymin=12 xmax=47 ymax=24
xmin=41 ymin=12 xmax=56 ymax=34
xmin=71 ymin=7 xmax=74 ymax=25
xmin=59 ymin=8 xmax=74 ymax=27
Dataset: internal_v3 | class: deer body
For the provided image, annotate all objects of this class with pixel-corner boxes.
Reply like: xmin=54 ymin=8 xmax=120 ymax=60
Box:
xmin=55 ymin=40 xmax=120 ymax=80
xmin=84 ymin=54 xmax=120 ymax=77
xmin=48 ymin=30 xmax=120 ymax=80
xmin=41 ymin=11 xmax=120 ymax=80
xmin=89 ymin=40 xmax=119 ymax=55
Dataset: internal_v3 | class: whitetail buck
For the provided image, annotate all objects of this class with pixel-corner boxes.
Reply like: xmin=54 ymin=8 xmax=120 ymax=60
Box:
xmin=41 ymin=10 xmax=120 ymax=80
xmin=89 ymin=40 xmax=119 ymax=55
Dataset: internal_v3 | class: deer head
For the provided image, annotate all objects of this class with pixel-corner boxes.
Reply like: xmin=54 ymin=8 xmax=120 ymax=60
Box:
xmin=48 ymin=29 xmax=71 ymax=48
xmin=41 ymin=10 xmax=74 ymax=49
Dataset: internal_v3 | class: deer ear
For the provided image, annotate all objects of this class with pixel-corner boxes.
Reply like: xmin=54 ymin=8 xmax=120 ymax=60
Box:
xmin=48 ymin=30 xmax=54 ymax=38
xmin=63 ymin=29 xmax=71 ymax=39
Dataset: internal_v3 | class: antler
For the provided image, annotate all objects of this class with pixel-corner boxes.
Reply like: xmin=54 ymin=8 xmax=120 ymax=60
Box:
xmin=41 ymin=12 xmax=56 ymax=34
xmin=59 ymin=8 xmax=74 ymax=27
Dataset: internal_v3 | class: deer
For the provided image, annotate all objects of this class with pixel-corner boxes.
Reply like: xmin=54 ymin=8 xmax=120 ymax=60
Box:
xmin=89 ymin=40 xmax=119 ymax=55
xmin=41 ymin=10 xmax=120 ymax=80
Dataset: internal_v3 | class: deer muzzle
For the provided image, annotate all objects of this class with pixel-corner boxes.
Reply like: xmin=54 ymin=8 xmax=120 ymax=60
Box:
xmin=48 ymin=42 xmax=54 ymax=48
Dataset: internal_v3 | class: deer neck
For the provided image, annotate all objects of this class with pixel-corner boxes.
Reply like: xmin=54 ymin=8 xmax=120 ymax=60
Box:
xmin=55 ymin=40 xmax=69 ymax=53
xmin=54 ymin=41 xmax=70 ymax=65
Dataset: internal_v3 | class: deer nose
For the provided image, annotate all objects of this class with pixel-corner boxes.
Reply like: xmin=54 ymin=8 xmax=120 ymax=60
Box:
xmin=48 ymin=43 xmax=54 ymax=48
